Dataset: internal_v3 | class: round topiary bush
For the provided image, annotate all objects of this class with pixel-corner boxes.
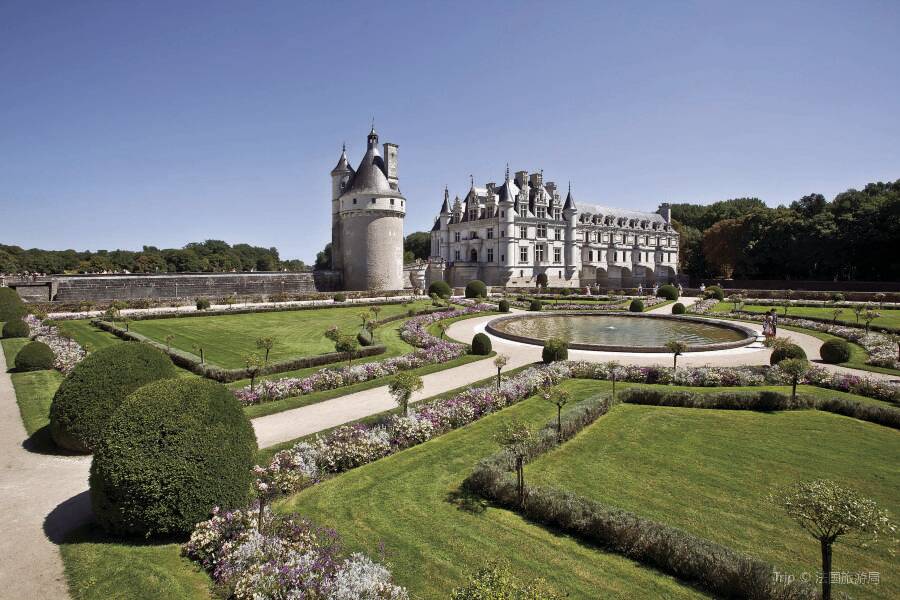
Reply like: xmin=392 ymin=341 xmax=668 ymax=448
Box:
xmin=0 ymin=287 xmax=27 ymax=322
xmin=90 ymin=378 xmax=257 ymax=538
xmin=332 ymin=293 xmax=347 ymax=302
xmin=542 ymin=337 xmax=568 ymax=363
xmin=50 ymin=343 xmax=178 ymax=453
xmin=629 ymin=299 xmax=644 ymax=312
xmin=195 ymin=298 xmax=211 ymax=310
xmin=357 ymin=328 xmax=374 ymax=347
xmin=672 ymin=302 xmax=686 ymax=315
xmin=704 ymin=285 xmax=725 ymax=301
xmin=471 ymin=332 xmax=492 ymax=355
xmin=529 ymin=299 xmax=542 ymax=311
xmin=820 ymin=339 xmax=851 ymax=364
xmin=657 ymin=284 xmax=679 ymax=300
xmin=428 ymin=281 xmax=452 ymax=299
xmin=498 ymin=299 xmax=510 ymax=313
xmin=770 ymin=343 xmax=807 ymax=365
xmin=14 ymin=341 xmax=54 ymax=371
xmin=2 ymin=318 xmax=30 ymax=339
xmin=465 ymin=280 xmax=487 ymax=299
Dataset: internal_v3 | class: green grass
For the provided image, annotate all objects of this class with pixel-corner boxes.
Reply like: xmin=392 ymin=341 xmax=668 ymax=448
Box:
xmin=128 ymin=301 xmax=430 ymax=369
xmin=3 ymin=337 xmax=64 ymax=443
xmin=2 ymin=336 xmax=28 ymax=369
xmin=58 ymin=319 xmax=123 ymax=352
xmin=60 ymin=524 xmax=212 ymax=600
xmin=711 ymin=301 xmax=900 ymax=329
xmin=277 ymin=383 xmax=704 ymax=599
xmin=527 ymin=383 xmax=900 ymax=600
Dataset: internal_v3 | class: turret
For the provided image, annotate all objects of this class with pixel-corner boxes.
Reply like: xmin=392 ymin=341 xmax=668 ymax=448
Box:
xmin=438 ymin=186 xmax=451 ymax=259
xmin=330 ymin=145 xmax=353 ymax=271
xmin=563 ymin=183 xmax=580 ymax=276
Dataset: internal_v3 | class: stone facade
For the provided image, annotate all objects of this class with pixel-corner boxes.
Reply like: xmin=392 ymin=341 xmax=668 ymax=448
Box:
xmin=331 ymin=127 xmax=406 ymax=291
xmin=429 ymin=168 xmax=678 ymax=288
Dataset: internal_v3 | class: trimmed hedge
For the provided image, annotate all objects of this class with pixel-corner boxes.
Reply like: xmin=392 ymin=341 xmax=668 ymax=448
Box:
xmin=656 ymin=284 xmax=679 ymax=300
xmin=471 ymin=333 xmax=492 ymax=355
xmin=357 ymin=328 xmax=374 ymax=347
xmin=428 ymin=281 xmax=452 ymax=299
xmin=671 ymin=302 xmax=686 ymax=315
xmin=628 ymin=299 xmax=644 ymax=312
xmin=703 ymin=285 xmax=725 ymax=301
xmin=49 ymin=343 xmax=177 ymax=453
xmin=465 ymin=280 xmax=487 ymax=299
xmin=820 ymin=339 xmax=851 ymax=364
xmin=2 ymin=318 xmax=30 ymax=339
xmin=0 ymin=287 xmax=27 ymax=322
xmin=498 ymin=299 xmax=510 ymax=313
xmin=90 ymin=378 xmax=257 ymax=538
xmin=769 ymin=343 xmax=807 ymax=365
xmin=529 ymin=299 xmax=542 ymax=311
xmin=195 ymin=298 xmax=211 ymax=310
xmin=332 ymin=293 xmax=346 ymax=302
xmin=542 ymin=338 xmax=568 ymax=363
xmin=14 ymin=341 xmax=54 ymax=371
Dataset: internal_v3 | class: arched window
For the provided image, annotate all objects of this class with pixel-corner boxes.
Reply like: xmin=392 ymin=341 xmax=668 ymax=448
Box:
xmin=470 ymin=249 xmax=478 ymax=262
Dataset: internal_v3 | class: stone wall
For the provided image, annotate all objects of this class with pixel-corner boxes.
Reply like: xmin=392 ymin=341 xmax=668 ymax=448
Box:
xmin=9 ymin=271 xmax=342 ymax=303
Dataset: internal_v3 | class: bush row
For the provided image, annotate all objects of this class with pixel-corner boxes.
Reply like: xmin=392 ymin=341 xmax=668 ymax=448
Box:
xmin=0 ymin=287 xmax=27 ymax=322
xmin=92 ymin=319 xmax=386 ymax=383
xmin=619 ymin=388 xmax=900 ymax=429
xmin=734 ymin=309 xmax=899 ymax=335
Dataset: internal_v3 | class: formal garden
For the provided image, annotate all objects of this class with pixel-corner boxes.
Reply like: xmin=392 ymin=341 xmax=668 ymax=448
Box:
xmin=1 ymin=283 xmax=899 ymax=599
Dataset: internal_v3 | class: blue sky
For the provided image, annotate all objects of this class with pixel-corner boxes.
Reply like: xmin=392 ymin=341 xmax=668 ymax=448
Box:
xmin=1 ymin=0 xmax=898 ymax=262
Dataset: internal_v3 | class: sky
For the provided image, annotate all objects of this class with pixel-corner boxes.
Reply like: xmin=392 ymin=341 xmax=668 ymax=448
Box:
xmin=1 ymin=0 xmax=899 ymax=263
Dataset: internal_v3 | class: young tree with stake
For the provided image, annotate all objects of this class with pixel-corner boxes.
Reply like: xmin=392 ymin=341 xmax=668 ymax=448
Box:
xmin=388 ymin=371 xmax=424 ymax=417
xmin=778 ymin=358 xmax=809 ymax=401
xmin=496 ymin=420 xmax=532 ymax=507
xmin=665 ymin=339 xmax=688 ymax=370
xmin=493 ymin=354 xmax=508 ymax=391
xmin=255 ymin=336 xmax=275 ymax=365
xmin=334 ymin=334 xmax=358 ymax=367
xmin=542 ymin=386 xmax=571 ymax=443
xmin=243 ymin=352 xmax=263 ymax=391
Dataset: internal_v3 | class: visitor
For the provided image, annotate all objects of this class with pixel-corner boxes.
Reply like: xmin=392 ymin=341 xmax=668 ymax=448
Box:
xmin=652 ymin=283 xmax=659 ymax=296
xmin=769 ymin=308 xmax=778 ymax=336
xmin=637 ymin=283 xmax=643 ymax=295
xmin=677 ymin=283 xmax=683 ymax=295
xmin=699 ymin=283 xmax=706 ymax=294
xmin=762 ymin=313 xmax=775 ymax=341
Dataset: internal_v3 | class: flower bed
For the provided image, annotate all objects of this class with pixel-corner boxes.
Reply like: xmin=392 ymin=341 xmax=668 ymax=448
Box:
xmin=233 ymin=304 xmax=494 ymax=406
xmin=686 ymin=298 xmax=718 ymax=314
xmin=183 ymin=507 xmax=407 ymax=600
xmin=497 ymin=295 xmax=666 ymax=311
xmin=24 ymin=314 xmax=86 ymax=374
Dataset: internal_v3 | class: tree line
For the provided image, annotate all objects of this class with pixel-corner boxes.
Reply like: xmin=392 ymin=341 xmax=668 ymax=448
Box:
xmin=673 ymin=179 xmax=899 ymax=281
xmin=0 ymin=239 xmax=307 ymax=275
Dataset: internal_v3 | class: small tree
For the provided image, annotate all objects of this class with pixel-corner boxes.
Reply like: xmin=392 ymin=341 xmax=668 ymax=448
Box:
xmin=243 ymin=352 xmax=263 ymax=391
xmin=853 ymin=303 xmax=865 ymax=325
xmin=604 ymin=360 xmax=622 ymax=400
xmin=782 ymin=297 xmax=791 ymax=317
xmin=862 ymin=310 xmax=880 ymax=334
xmin=873 ymin=292 xmax=886 ymax=309
xmin=334 ymin=333 xmax=358 ymax=366
xmin=496 ymin=420 xmax=532 ymax=507
xmin=542 ymin=385 xmax=571 ymax=443
xmin=164 ymin=334 xmax=175 ymax=351
xmin=769 ymin=480 xmax=895 ymax=600
xmin=359 ymin=311 xmax=370 ymax=327
xmin=191 ymin=342 xmax=204 ymax=364
xmin=388 ymin=371 xmax=424 ymax=416
xmin=778 ymin=358 xmax=809 ymax=401
xmin=665 ymin=339 xmax=688 ymax=370
xmin=889 ymin=333 xmax=900 ymax=362
xmin=493 ymin=354 xmax=508 ymax=391
xmin=323 ymin=325 xmax=340 ymax=342
xmin=370 ymin=305 xmax=382 ymax=323
xmin=122 ymin=318 xmax=131 ymax=332
xmin=831 ymin=306 xmax=843 ymax=325
xmin=436 ymin=321 xmax=448 ymax=340
xmin=728 ymin=293 xmax=744 ymax=311
xmin=255 ymin=336 xmax=275 ymax=365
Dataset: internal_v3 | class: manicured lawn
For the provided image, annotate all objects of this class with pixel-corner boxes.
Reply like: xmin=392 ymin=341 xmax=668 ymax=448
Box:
xmin=277 ymin=382 xmax=704 ymax=599
xmin=2 ymin=336 xmax=28 ymax=369
xmin=3 ymin=337 xmax=64 ymax=444
xmin=128 ymin=301 xmax=430 ymax=369
xmin=527 ymin=385 xmax=900 ymax=600
xmin=58 ymin=319 xmax=123 ymax=352
xmin=60 ymin=524 xmax=211 ymax=600
xmin=711 ymin=301 xmax=900 ymax=329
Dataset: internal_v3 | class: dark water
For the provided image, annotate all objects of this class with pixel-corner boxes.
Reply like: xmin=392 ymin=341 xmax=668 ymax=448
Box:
xmin=493 ymin=315 xmax=746 ymax=347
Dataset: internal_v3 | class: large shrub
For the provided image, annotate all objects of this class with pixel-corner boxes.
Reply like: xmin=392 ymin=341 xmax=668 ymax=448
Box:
xmin=629 ymin=298 xmax=644 ymax=312
xmin=820 ymin=339 xmax=851 ymax=364
xmin=657 ymin=284 xmax=679 ymax=300
xmin=50 ymin=343 xmax=177 ymax=453
xmin=14 ymin=341 xmax=54 ymax=371
xmin=0 ymin=287 xmax=26 ymax=322
xmin=356 ymin=328 xmax=374 ymax=347
xmin=471 ymin=333 xmax=492 ymax=355
xmin=704 ymin=285 xmax=725 ymax=301
xmin=465 ymin=280 xmax=487 ymax=299
xmin=542 ymin=338 xmax=568 ymax=363
xmin=2 ymin=318 xmax=30 ymax=339
xmin=428 ymin=280 xmax=452 ymax=299
xmin=529 ymin=299 xmax=542 ymax=311
xmin=770 ymin=343 xmax=807 ymax=365
xmin=498 ymin=299 xmax=510 ymax=313
xmin=90 ymin=378 xmax=257 ymax=538
xmin=195 ymin=298 xmax=211 ymax=310
xmin=672 ymin=302 xmax=686 ymax=315
xmin=332 ymin=293 xmax=346 ymax=302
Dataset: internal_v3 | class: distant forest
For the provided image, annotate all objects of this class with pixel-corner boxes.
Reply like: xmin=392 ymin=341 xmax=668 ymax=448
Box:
xmin=672 ymin=179 xmax=900 ymax=281
xmin=0 ymin=240 xmax=307 ymax=275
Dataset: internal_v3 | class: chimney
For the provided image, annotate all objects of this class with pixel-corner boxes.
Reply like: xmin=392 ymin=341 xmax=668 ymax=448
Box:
xmin=383 ymin=143 xmax=398 ymax=184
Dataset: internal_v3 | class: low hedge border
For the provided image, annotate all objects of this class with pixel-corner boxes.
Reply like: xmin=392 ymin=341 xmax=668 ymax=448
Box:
xmin=464 ymin=392 xmax=818 ymax=600
xmin=734 ymin=309 xmax=899 ymax=335
xmin=92 ymin=319 xmax=386 ymax=383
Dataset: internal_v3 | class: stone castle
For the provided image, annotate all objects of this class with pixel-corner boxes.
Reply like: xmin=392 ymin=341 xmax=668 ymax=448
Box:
xmin=428 ymin=168 xmax=679 ymax=289
xmin=330 ymin=127 xmax=406 ymax=291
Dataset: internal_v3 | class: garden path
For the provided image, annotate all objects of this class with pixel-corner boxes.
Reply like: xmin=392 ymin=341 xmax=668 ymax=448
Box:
xmin=0 ymin=344 xmax=91 ymax=600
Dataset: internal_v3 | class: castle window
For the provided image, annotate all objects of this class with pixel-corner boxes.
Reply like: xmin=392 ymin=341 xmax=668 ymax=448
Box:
xmin=500 ymin=231 xmax=504 ymax=237
xmin=553 ymin=247 xmax=561 ymax=263
xmin=501 ymin=254 xmax=505 ymax=262
xmin=555 ymin=228 xmax=562 ymax=241
xmin=487 ymin=228 xmax=494 ymax=239
xmin=588 ymin=250 xmax=593 ymax=262
xmin=554 ymin=208 xmax=561 ymax=220
xmin=454 ymin=231 xmax=460 ymax=242
xmin=391 ymin=198 xmax=395 ymax=205
xmin=520 ymin=225 xmax=528 ymax=239
xmin=501 ymin=211 xmax=505 ymax=217
xmin=454 ymin=250 xmax=460 ymax=261
xmin=470 ymin=231 xmax=477 ymax=239
xmin=537 ymin=224 xmax=547 ymax=238
xmin=535 ymin=244 xmax=546 ymax=262
xmin=536 ymin=206 xmax=546 ymax=218
xmin=558 ymin=270 xmax=562 ymax=278
xmin=353 ymin=198 xmax=357 ymax=204
xmin=519 ymin=246 xmax=528 ymax=263
xmin=401 ymin=200 xmax=403 ymax=207
xmin=487 ymin=248 xmax=494 ymax=262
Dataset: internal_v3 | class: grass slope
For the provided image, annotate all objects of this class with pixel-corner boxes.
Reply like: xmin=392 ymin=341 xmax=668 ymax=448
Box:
xmin=527 ymin=388 xmax=900 ymax=600
xmin=127 ymin=301 xmax=429 ymax=368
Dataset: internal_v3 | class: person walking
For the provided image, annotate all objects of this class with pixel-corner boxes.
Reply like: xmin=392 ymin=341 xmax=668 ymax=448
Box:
xmin=762 ymin=313 xmax=774 ymax=341
xmin=769 ymin=308 xmax=778 ymax=337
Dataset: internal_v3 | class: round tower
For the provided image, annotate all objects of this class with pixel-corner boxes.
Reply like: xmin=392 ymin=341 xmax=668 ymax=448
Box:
xmin=336 ymin=127 xmax=406 ymax=291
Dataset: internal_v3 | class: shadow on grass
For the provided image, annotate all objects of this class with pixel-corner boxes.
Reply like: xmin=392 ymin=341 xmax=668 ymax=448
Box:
xmin=22 ymin=425 xmax=86 ymax=457
xmin=445 ymin=488 xmax=488 ymax=514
